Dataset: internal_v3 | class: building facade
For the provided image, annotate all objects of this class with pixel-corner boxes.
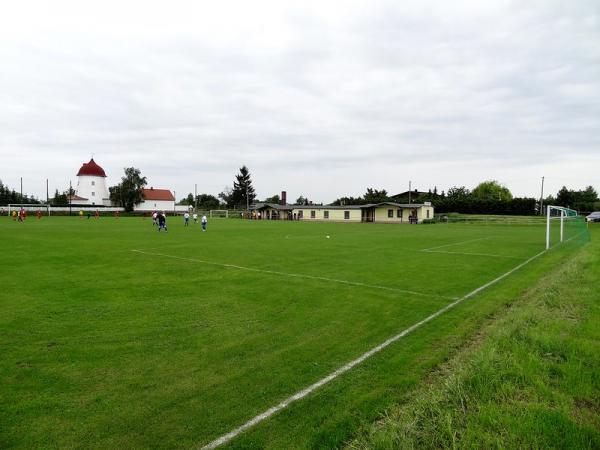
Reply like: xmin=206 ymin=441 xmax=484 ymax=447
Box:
xmin=135 ymin=187 xmax=176 ymax=212
xmin=72 ymin=158 xmax=111 ymax=206
xmin=250 ymin=202 xmax=434 ymax=223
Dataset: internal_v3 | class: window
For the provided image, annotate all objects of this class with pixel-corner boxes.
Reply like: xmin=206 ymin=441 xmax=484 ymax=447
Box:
xmin=324 ymin=211 xmax=329 ymax=219
xmin=91 ymin=181 xmax=95 ymax=186
xmin=397 ymin=209 xmax=402 ymax=218
xmin=427 ymin=209 xmax=430 ymax=219
xmin=91 ymin=192 xmax=95 ymax=196
xmin=388 ymin=209 xmax=393 ymax=218
xmin=344 ymin=211 xmax=350 ymax=220
xmin=311 ymin=210 xmax=316 ymax=219
xmin=298 ymin=210 xmax=303 ymax=219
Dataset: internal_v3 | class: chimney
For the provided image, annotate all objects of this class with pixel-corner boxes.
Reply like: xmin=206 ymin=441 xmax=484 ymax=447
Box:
xmin=281 ymin=191 xmax=287 ymax=205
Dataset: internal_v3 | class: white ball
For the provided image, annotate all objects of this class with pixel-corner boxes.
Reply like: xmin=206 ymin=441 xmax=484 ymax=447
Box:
xmin=326 ymin=235 xmax=330 ymax=239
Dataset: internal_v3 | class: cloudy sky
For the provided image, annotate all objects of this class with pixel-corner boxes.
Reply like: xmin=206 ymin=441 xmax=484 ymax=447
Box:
xmin=1 ymin=0 xmax=599 ymax=203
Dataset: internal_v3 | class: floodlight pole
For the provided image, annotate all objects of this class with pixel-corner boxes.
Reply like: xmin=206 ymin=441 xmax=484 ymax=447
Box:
xmin=539 ymin=176 xmax=545 ymax=216
xmin=20 ymin=177 xmax=23 ymax=201
xmin=69 ymin=180 xmax=72 ymax=216
xmin=408 ymin=180 xmax=412 ymax=205
xmin=194 ymin=183 xmax=197 ymax=211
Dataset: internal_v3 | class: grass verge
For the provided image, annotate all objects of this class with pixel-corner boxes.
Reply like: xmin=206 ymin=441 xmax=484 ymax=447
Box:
xmin=348 ymin=226 xmax=599 ymax=449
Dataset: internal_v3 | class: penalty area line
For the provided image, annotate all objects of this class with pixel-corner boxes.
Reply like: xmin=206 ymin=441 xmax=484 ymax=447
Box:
xmin=130 ymin=249 xmax=455 ymax=300
xmin=199 ymin=248 xmax=547 ymax=449
xmin=420 ymin=236 xmax=493 ymax=252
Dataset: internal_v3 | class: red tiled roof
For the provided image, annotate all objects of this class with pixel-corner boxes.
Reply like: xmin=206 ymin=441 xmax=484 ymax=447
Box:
xmin=68 ymin=194 xmax=88 ymax=201
xmin=141 ymin=188 xmax=175 ymax=201
xmin=77 ymin=158 xmax=107 ymax=177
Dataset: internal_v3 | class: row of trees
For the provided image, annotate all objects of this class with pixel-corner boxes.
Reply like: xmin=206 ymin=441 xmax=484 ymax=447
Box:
xmin=0 ymin=180 xmax=42 ymax=205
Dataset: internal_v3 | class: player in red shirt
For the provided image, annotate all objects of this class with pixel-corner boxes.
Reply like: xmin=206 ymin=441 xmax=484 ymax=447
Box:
xmin=36 ymin=210 xmax=42 ymax=220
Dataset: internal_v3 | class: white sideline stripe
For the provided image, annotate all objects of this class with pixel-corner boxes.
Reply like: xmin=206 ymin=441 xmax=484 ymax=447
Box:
xmin=420 ymin=236 xmax=492 ymax=252
xmin=199 ymin=248 xmax=547 ymax=450
xmin=422 ymin=249 xmax=522 ymax=259
xmin=130 ymin=250 xmax=455 ymax=300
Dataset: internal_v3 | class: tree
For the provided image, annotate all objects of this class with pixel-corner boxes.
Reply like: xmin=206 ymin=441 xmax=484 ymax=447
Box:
xmin=230 ymin=166 xmax=256 ymax=209
xmin=295 ymin=195 xmax=309 ymax=205
xmin=446 ymin=186 xmax=470 ymax=199
xmin=363 ymin=188 xmax=389 ymax=203
xmin=196 ymin=194 xmax=220 ymax=210
xmin=472 ymin=180 xmax=512 ymax=201
xmin=218 ymin=186 xmax=234 ymax=208
xmin=179 ymin=193 xmax=195 ymax=206
xmin=109 ymin=167 xmax=147 ymax=212
xmin=264 ymin=194 xmax=280 ymax=204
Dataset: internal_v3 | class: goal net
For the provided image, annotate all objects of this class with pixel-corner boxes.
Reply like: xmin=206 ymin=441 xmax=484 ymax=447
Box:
xmin=545 ymin=205 xmax=587 ymax=249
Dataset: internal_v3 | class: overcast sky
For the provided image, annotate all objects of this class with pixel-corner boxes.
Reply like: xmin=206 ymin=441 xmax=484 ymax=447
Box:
xmin=1 ymin=0 xmax=599 ymax=203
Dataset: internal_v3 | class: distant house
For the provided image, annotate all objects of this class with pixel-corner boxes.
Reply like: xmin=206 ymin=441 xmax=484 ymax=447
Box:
xmin=250 ymin=201 xmax=434 ymax=223
xmin=390 ymin=190 xmax=428 ymax=203
xmin=135 ymin=187 xmax=175 ymax=212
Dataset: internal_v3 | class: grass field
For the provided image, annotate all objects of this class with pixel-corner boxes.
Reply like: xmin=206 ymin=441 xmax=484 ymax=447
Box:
xmin=0 ymin=215 xmax=590 ymax=449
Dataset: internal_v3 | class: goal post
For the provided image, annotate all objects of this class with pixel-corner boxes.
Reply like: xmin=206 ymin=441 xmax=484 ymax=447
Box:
xmin=209 ymin=209 xmax=229 ymax=218
xmin=545 ymin=205 xmax=582 ymax=249
xmin=7 ymin=204 xmax=51 ymax=216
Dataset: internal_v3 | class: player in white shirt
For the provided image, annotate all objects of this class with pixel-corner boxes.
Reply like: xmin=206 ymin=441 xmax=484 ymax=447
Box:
xmin=184 ymin=212 xmax=190 ymax=226
xmin=192 ymin=212 xmax=198 ymax=224
xmin=201 ymin=215 xmax=207 ymax=231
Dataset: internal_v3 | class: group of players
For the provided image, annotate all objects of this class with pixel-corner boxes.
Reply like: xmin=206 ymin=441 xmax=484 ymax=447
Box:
xmin=151 ymin=211 xmax=207 ymax=232
xmin=7 ymin=207 xmax=43 ymax=222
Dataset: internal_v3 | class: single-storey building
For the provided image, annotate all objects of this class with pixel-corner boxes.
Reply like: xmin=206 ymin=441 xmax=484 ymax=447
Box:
xmin=135 ymin=187 xmax=176 ymax=212
xmin=250 ymin=202 xmax=434 ymax=223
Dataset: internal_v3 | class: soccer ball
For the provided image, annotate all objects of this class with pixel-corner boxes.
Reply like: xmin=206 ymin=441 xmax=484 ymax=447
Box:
xmin=326 ymin=235 xmax=330 ymax=239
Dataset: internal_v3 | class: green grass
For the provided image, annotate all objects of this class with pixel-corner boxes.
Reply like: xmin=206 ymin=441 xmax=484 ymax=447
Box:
xmin=0 ymin=216 xmax=591 ymax=449
xmin=350 ymin=224 xmax=600 ymax=449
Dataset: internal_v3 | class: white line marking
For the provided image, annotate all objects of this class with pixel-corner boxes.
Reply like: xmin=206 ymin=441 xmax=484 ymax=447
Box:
xmin=421 ymin=249 xmax=523 ymax=259
xmin=420 ymin=236 xmax=492 ymax=252
xmin=130 ymin=250 xmax=455 ymax=300
xmin=199 ymin=248 xmax=547 ymax=449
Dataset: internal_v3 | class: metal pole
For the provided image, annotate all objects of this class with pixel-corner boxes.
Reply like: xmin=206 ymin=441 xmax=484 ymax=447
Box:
xmin=173 ymin=191 xmax=176 ymax=214
xmin=69 ymin=180 xmax=72 ymax=216
xmin=560 ymin=209 xmax=564 ymax=243
xmin=246 ymin=185 xmax=249 ymax=212
xmin=408 ymin=180 xmax=412 ymax=204
xmin=46 ymin=179 xmax=49 ymax=204
xmin=546 ymin=205 xmax=551 ymax=250
xmin=20 ymin=177 xmax=23 ymax=201
xmin=194 ymin=183 xmax=197 ymax=211
xmin=540 ymin=176 xmax=545 ymax=215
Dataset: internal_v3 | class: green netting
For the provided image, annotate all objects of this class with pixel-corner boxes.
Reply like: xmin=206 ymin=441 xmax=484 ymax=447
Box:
xmin=547 ymin=206 xmax=590 ymax=248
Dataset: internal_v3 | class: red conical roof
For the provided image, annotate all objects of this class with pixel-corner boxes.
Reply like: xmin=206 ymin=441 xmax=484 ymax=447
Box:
xmin=77 ymin=158 xmax=106 ymax=177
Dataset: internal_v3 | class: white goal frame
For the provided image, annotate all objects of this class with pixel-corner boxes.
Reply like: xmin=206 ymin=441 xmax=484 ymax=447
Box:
xmin=7 ymin=204 xmax=51 ymax=216
xmin=546 ymin=205 xmax=578 ymax=249
xmin=209 ymin=209 xmax=229 ymax=218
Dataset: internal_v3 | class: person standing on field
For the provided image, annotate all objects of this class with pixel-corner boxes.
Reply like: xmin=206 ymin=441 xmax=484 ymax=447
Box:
xmin=184 ymin=212 xmax=190 ymax=226
xmin=157 ymin=211 xmax=167 ymax=232
xmin=193 ymin=212 xmax=198 ymax=224
xmin=201 ymin=214 xmax=207 ymax=231
xmin=152 ymin=211 xmax=158 ymax=226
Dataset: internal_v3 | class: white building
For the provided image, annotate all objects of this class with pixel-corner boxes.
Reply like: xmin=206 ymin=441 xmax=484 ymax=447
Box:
xmin=71 ymin=158 xmax=111 ymax=206
xmin=135 ymin=187 xmax=176 ymax=212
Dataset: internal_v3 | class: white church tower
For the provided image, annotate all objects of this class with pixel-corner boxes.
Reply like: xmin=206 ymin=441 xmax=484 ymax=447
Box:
xmin=72 ymin=158 xmax=110 ymax=206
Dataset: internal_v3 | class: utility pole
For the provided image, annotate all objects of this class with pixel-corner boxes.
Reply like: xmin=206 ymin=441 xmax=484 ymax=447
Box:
xmin=194 ymin=183 xmax=197 ymax=211
xmin=46 ymin=179 xmax=49 ymax=204
xmin=20 ymin=177 xmax=23 ymax=201
xmin=173 ymin=191 xmax=176 ymax=214
xmin=246 ymin=184 xmax=249 ymax=211
xmin=540 ymin=176 xmax=545 ymax=216
xmin=408 ymin=180 xmax=412 ymax=204
xmin=69 ymin=180 xmax=72 ymax=216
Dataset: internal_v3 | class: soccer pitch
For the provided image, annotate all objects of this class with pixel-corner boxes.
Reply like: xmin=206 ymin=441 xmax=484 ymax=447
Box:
xmin=0 ymin=216 xmax=588 ymax=449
